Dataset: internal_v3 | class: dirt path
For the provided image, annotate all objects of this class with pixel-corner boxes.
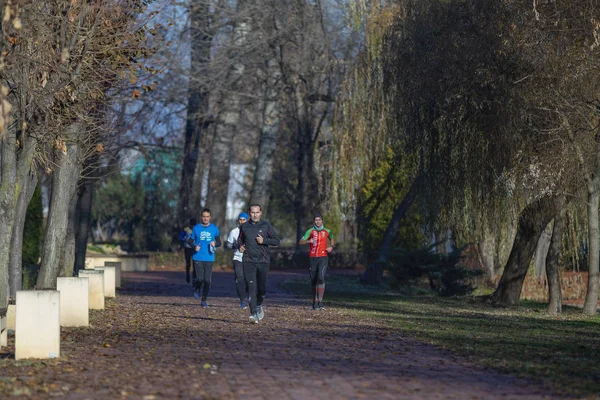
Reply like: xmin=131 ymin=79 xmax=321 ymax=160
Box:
xmin=0 ymin=270 xmax=568 ymax=399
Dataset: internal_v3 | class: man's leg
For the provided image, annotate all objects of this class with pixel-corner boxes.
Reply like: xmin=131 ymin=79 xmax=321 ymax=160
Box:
xmin=233 ymin=260 xmax=247 ymax=302
xmin=201 ymin=262 xmax=213 ymax=302
xmin=316 ymin=257 xmax=328 ymax=306
xmin=184 ymin=248 xmax=193 ymax=283
xmin=243 ymin=262 xmax=258 ymax=314
xmin=309 ymin=258 xmax=319 ymax=307
xmin=256 ymin=263 xmax=270 ymax=308
xmin=192 ymin=261 xmax=202 ymax=297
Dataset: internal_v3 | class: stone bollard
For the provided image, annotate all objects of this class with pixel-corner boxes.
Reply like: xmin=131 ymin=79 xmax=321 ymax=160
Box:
xmin=104 ymin=261 xmax=122 ymax=288
xmin=78 ymin=270 xmax=105 ymax=310
xmin=0 ymin=310 xmax=6 ymax=348
xmin=15 ymin=290 xmax=60 ymax=360
xmin=57 ymin=277 xmax=89 ymax=327
xmin=7 ymin=304 xmax=16 ymax=332
xmin=95 ymin=266 xmax=116 ymax=298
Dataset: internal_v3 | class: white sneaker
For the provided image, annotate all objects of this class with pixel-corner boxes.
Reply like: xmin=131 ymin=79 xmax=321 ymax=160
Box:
xmin=257 ymin=305 xmax=265 ymax=321
xmin=249 ymin=313 xmax=259 ymax=324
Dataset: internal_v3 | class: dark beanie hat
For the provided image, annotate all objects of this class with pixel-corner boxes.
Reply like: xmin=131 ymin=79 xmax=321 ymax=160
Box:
xmin=314 ymin=212 xmax=323 ymax=221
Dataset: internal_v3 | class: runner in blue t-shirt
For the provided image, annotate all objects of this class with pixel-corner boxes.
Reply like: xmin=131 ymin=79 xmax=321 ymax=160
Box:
xmin=190 ymin=208 xmax=221 ymax=308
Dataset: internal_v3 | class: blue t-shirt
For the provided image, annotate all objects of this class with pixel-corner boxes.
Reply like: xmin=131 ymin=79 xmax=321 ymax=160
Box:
xmin=191 ymin=223 xmax=220 ymax=261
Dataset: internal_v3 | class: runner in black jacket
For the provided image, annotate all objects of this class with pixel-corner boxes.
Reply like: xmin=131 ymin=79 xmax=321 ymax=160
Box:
xmin=238 ymin=204 xmax=280 ymax=323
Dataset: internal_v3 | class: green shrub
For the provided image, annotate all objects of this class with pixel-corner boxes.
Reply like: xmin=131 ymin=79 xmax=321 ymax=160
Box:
xmin=388 ymin=244 xmax=483 ymax=296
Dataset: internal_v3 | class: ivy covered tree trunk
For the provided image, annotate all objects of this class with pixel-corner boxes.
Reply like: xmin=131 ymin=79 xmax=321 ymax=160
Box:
xmin=37 ymin=140 xmax=83 ymax=289
xmin=546 ymin=196 xmax=566 ymax=315
xmin=491 ymin=196 xmax=557 ymax=307
xmin=8 ymin=171 xmax=38 ymax=299
xmin=583 ymin=183 xmax=600 ymax=315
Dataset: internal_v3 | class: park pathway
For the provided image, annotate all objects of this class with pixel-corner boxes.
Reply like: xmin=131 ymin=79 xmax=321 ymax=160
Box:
xmin=0 ymin=270 xmax=568 ymax=399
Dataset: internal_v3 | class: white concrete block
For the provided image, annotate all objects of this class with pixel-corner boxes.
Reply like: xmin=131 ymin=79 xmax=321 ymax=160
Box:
xmin=57 ymin=277 xmax=89 ymax=327
xmin=104 ymin=261 xmax=122 ymax=288
xmin=7 ymin=304 xmax=16 ymax=331
xmin=15 ymin=290 xmax=60 ymax=360
xmin=95 ymin=266 xmax=116 ymax=298
xmin=1 ymin=313 xmax=6 ymax=348
xmin=78 ymin=270 xmax=105 ymax=310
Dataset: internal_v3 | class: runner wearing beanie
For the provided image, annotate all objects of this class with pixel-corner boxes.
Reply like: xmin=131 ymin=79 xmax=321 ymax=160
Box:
xmin=226 ymin=212 xmax=249 ymax=309
xmin=299 ymin=212 xmax=335 ymax=310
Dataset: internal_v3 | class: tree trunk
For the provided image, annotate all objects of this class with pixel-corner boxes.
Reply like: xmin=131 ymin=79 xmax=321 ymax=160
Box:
xmin=60 ymin=187 xmax=79 ymax=277
xmin=491 ymin=195 xmax=557 ymax=307
xmin=478 ymin=226 xmax=496 ymax=281
xmin=74 ymin=179 xmax=94 ymax=274
xmin=583 ymin=184 xmax=600 ymax=314
xmin=546 ymin=196 xmax=566 ymax=315
xmin=361 ymin=174 xmax=422 ymax=285
xmin=8 ymin=171 xmax=38 ymax=300
xmin=178 ymin=1 xmax=212 ymax=224
xmin=206 ymin=6 xmax=251 ymax=230
xmin=250 ymin=57 xmax=282 ymax=217
xmin=0 ymin=126 xmax=19 ymax=309
xmin=37 ymin=140 xmax=83 ymax=289
xmin=534 ymin=222 xmax=553 ymax=278
xmin=0 ymin=124 xmax=35 ymax=307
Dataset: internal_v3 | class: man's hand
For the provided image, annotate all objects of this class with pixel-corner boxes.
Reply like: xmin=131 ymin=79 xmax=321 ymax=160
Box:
xmin=256 ymin=234 xmax=264 ymax=244
xmin=209 ymin=241 xmax=215 ymax=247
xmin=239 ymin=245 xmax=246 ymax=253
xmin=195 ymin=245 xmax=200 ymax=252
xmin=326 ymin=246 xmax=333 ymax=253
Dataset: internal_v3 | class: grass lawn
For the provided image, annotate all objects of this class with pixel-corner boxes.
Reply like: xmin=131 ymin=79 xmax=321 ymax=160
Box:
xmin=280 ymin=275 xmax=600 ymax=398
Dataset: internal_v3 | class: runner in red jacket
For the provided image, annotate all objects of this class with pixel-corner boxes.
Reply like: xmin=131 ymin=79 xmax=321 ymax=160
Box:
xmin=299 ymin=212 xmax=335 ymax=310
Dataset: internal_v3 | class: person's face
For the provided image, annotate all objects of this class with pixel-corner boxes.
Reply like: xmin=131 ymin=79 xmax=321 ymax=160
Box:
xmin=249 ymin=206 xmax=261 ymax=222
xmin=201 ymin=212 xmax=211 ymax=226
xmin=314 ymin=217 xmax=323 ymax=228
xmin=238 ymin=217 xmax=247 ymax=225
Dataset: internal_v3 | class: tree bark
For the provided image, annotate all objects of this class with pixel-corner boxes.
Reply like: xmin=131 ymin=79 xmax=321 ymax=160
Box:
xmin=534 ymin=223 xmax=553 ymax=278
xmin=74 ymin=179 xmax=94 ymax=275
xmin=0 ymin=126 xmax=19 ymax=309
xmin=37 ymin=139 xmax=83 ymax=289
xmin=583 ymin=184 xmax=600 ymax=314
xmin=8 ymin=170 xmax=38 ymax=300
xmin=178 ymin=0 xmax=212 ymax=224
xmin=478 ymin=226 xmax=496 ymax=281
xmin=546 ymin=195 xmax=566 ymax=315
xmin=250 ymin=57 xmax=282 ymax=217
xmin=0 ymin=124 xmax=35 ymax=308
xmin=60 ymin=187 xmax=79 ymax=277
xmin=206 ymin=4 xmax=251 ymax=230
xmin=361 ymin=174 xmax=422 ymax=285
xmin=491 ymin=195 xmax=557 ymax=307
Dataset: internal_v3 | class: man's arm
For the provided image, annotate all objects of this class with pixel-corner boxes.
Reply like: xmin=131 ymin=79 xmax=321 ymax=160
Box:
xmin=237 ymin=226 xmax=247 ymax=252
xmin=262 ymin=223 xmax=280 ymax=247
xmin=298 ymin=228 xmax=312 ymax=245
xmin=225 ymin=230 xmax=237 ymax=250
xmin=214 ymin=235 xmax=222 ymax=248
xmin=326 ymin=229 xmax=335 ymax=252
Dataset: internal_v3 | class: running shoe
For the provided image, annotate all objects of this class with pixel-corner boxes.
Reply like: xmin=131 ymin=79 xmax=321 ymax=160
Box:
xmin=317 ymin=302 xmax=324 ymax=310
xmin=249 ymin=313 xmax=259 ymax=324
xmin=312 ymin=302 xmax=318 ymax=310
xmin=257 ymin=305 xmax=264 ymax=320
xmin=193 ymin=289 xmax=199 ymax=299
xmin=201 ymin=300 xmax=208 ymax=308
xmin=240 ymin=300 xmax=248 ymax=310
